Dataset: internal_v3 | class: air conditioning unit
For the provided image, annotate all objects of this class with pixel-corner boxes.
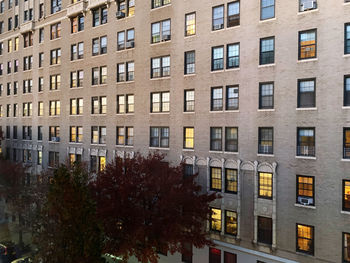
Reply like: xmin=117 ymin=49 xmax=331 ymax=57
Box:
xmin=126 ymin=41 xmax=135 ymax=48
xmin=116 ymin=11 xmax=125 ymax=19
xmin=301 ymin=0 xmax=316 ymax=11
xmin=298 ymin=197 xmax=313 ymax=206
xmin=52 ymin=137 xmax=60 ymax=142
xmin=213 ymin=23 xmax=223 ymax=30
xmin=162 ymin=34 xmax=171 ymax=41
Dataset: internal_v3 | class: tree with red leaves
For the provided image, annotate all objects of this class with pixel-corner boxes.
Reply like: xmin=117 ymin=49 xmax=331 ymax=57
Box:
xmin=92 ymin=153 xmax=218 ymax=263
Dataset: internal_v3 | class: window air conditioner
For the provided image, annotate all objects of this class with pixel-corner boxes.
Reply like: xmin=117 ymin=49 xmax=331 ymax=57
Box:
xmin=52 ymin=137 xmax=60 ymax=142
xmin=298 ymin=196 xmax=313 ymax=206
xmin=126 ymin=41 xmax=135 ymax=48
xmin=116 ymin=11 xmax=125 ymax=19
xmin=162 ymin=34 xmax=171 ymax=41
xmin=301 ymin=0 xmax=316 ymax=11
xmin=213 ymin=24 xmax=223 ymax=30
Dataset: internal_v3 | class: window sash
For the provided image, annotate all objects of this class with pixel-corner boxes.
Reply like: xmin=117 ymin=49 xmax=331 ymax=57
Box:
xmin=258 ymin=172 xmax=272 ymax=199
xmin=212 ymin=5 xmax=224 ymax=30
xmin=299 ymin=30 xmax=316 ymax=59
xmin=227 ymin=43 xmax=239 ymax=68
xmin=210 ymin=127 xmax=222 ymax=151
xmin=261 ymin=0 xmax=275 ymax=20
xmin=296 ymin=224 xmax=314 ymax=255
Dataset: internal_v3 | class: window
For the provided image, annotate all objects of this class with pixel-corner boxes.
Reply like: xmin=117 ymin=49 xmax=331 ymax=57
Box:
xmin=151 ymin=56 xmax=170 ymax=78
xmin=22 ymin=126 xmax=32 ymax=140
xmin=92 ymin=36 xmax=107 ymax=55
xmin=51 ymin=0 xmax=61 ymax=13
xmin=49 ymin=126 xmax=60 ymax=141
xmin=258 ymin=216 xmax=272 ymax=245
xmin=70 ymin=70 xmax=84 ymax=88
xmin=212 ymin=5 xmax=224 ymax=30
xmin=296 ymin=224 xmax=314 ymax=255
xmin=151 ymin=92 xmax=169 ymax=113
xmin=343 ymin=180 xmax=350 ymax=212
xmin=344 ymin=128 xmax=350 ymax=159
xmin=92 ymin=66 xmax=107 ymax=85
xmin=258 ymin=172 xmax=272 ymax=199
xmin=14 ymin=37 xmax=18 ymax=51
xmin=224 ymin=252 xmax=237 ymax=263
xmin=260 ymin=0 xmax=275 ymax=20
xmin=116 ymin=94 xmax=134 ymax=114
xmin=151 ymin=19 xmax=171 ymax=43
xmin=91 ymin=126 xmax=106 ymax=144
xmin=116 ymin=127 xmax=133 ymax=146
xmin=0 ymin=63 xmax=2 ymax=75
xmin=23 ymin=32 xmax=33 ymax=47
xmin=71 ymin=14 xmax=84 ymax=33
xmin=116 ymin=0 xmax=134 ymax=17
xmin=258 ymin=127 xmax=273 ymax=154
xmin=7 ymin=83 xmax=11 ymax=95
xmin=50 ymin=22 xmax=61 ymax=39
xmin=126 ymin=94 xmax=134 ymax=113
xmin=8 ymin=17 xmax=12 ymax=31
xmin=299 ymin=0 xmax=317 ymax=12
xmin=296 ymin=175 xmax=314 ymax=206
xmin=23 ymin=55 xmax=33 ymax=70
xmin=260 ymin=37 xmax=274 ymax=65
xmin=185 ymin=13 xmax=196 ymax=36
xmin=13 ymin=82 xmax=18 ymax=95
xmin=209 ymin=248 xmax=221 ymax=263
xmin=50 ymin=48 xmax=61 ymax=65
xmin=39 ymin=52 xmax=44 ymax=67
xmin=227 ymin=43 xmax=239 ymax=69
xmin=92 ymin=6 xmax=107 ymax=27
xmin=259 ymin=82 xmax=274 ymax=109
xmin=210 ymin=167 xmax=222 ymax=191
xmin=70 ymin=126 xmax=83 ymax=143
xmin=39 ymin=3 xmax=44 ymax=18
xmin=211 ymin=87 xmax=223 ymax=111
xmin=299 ymin=29 xmax=317 ymax=60
xmin=184 ymin=90 xmax=195 ymax=112
xmin=22 ymin=102 xmax=32 ymax=116
xmin=14 ymin=15 xmax=18 ymax=28
xmin=13 ymin=103 xmax=17 ymax=117
xmin=297 ymin=128 xmax=315 ymax=157
xmin=37 ymin=126 xmax=43 ymax=141
xmin=149 ymin=127 xmax=169 ymax=148
xmin=50 ymin=74 xmax=61 ymax=90
xmin=210 ymin=208 xmax=221 ymax=231
xmin=117 ymin=28 xmax=135 ymax=50
xmin=23 ymin=79 xmax=32 ymax=93
xmin=152 ymin=0 xmax=170 ymax=9
xmin=212 ymin=46 xmax=224 ymax=71
xmin=12 ymin=126 xmax=17 ymax=139
xmin=49 ymin=100 xmax=60 ymax=116
xmin=345 ymin=76 xmax=350 ymax=106
xmin=91 ymin=96 xmax=107 ymax=114
xmin=298 ymin=79 xmax=315 ymax=108
xmin=210 ymin=127 xmax=222 ymax=151
xmin=71 ymin=42 xmax=84 ymax=60
xmin=7 ymin=61 xmax=11 ymax=74
xmin=6 ymin=104 xmax=10 ymax=117
xmin=225 ymin=127 xmax=238 ymax=152
xmin=38 ymin=77 xmax=44 ymax=92
xmin=184 ymin=127 xmax=194 ymax=149
xmin=226 ymin=85 xmax=239 ymax=110
xmin=184 ymin=51 xmax=195 ymax=75
xmin=0 ymin=42 xmax=3 ymax=55
xmin=225 ymin=168 xmax=237 ymax=193
xmin=48 ymin=151 xmax=60 ymax=168
xmin=225 ymin=210 xmax=237 ymax=236
xmin=343 ymin=233 xmax=350 ymax=263
xmin=70 ymin=98 xmax=83 ymax=115
xmin=126 ymin=62 xmax=134 ymax=81
xmin=38 ymin=101 xmax=44 ymax=116
xmin=346 ymin=24 xmax=350 ymax=55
